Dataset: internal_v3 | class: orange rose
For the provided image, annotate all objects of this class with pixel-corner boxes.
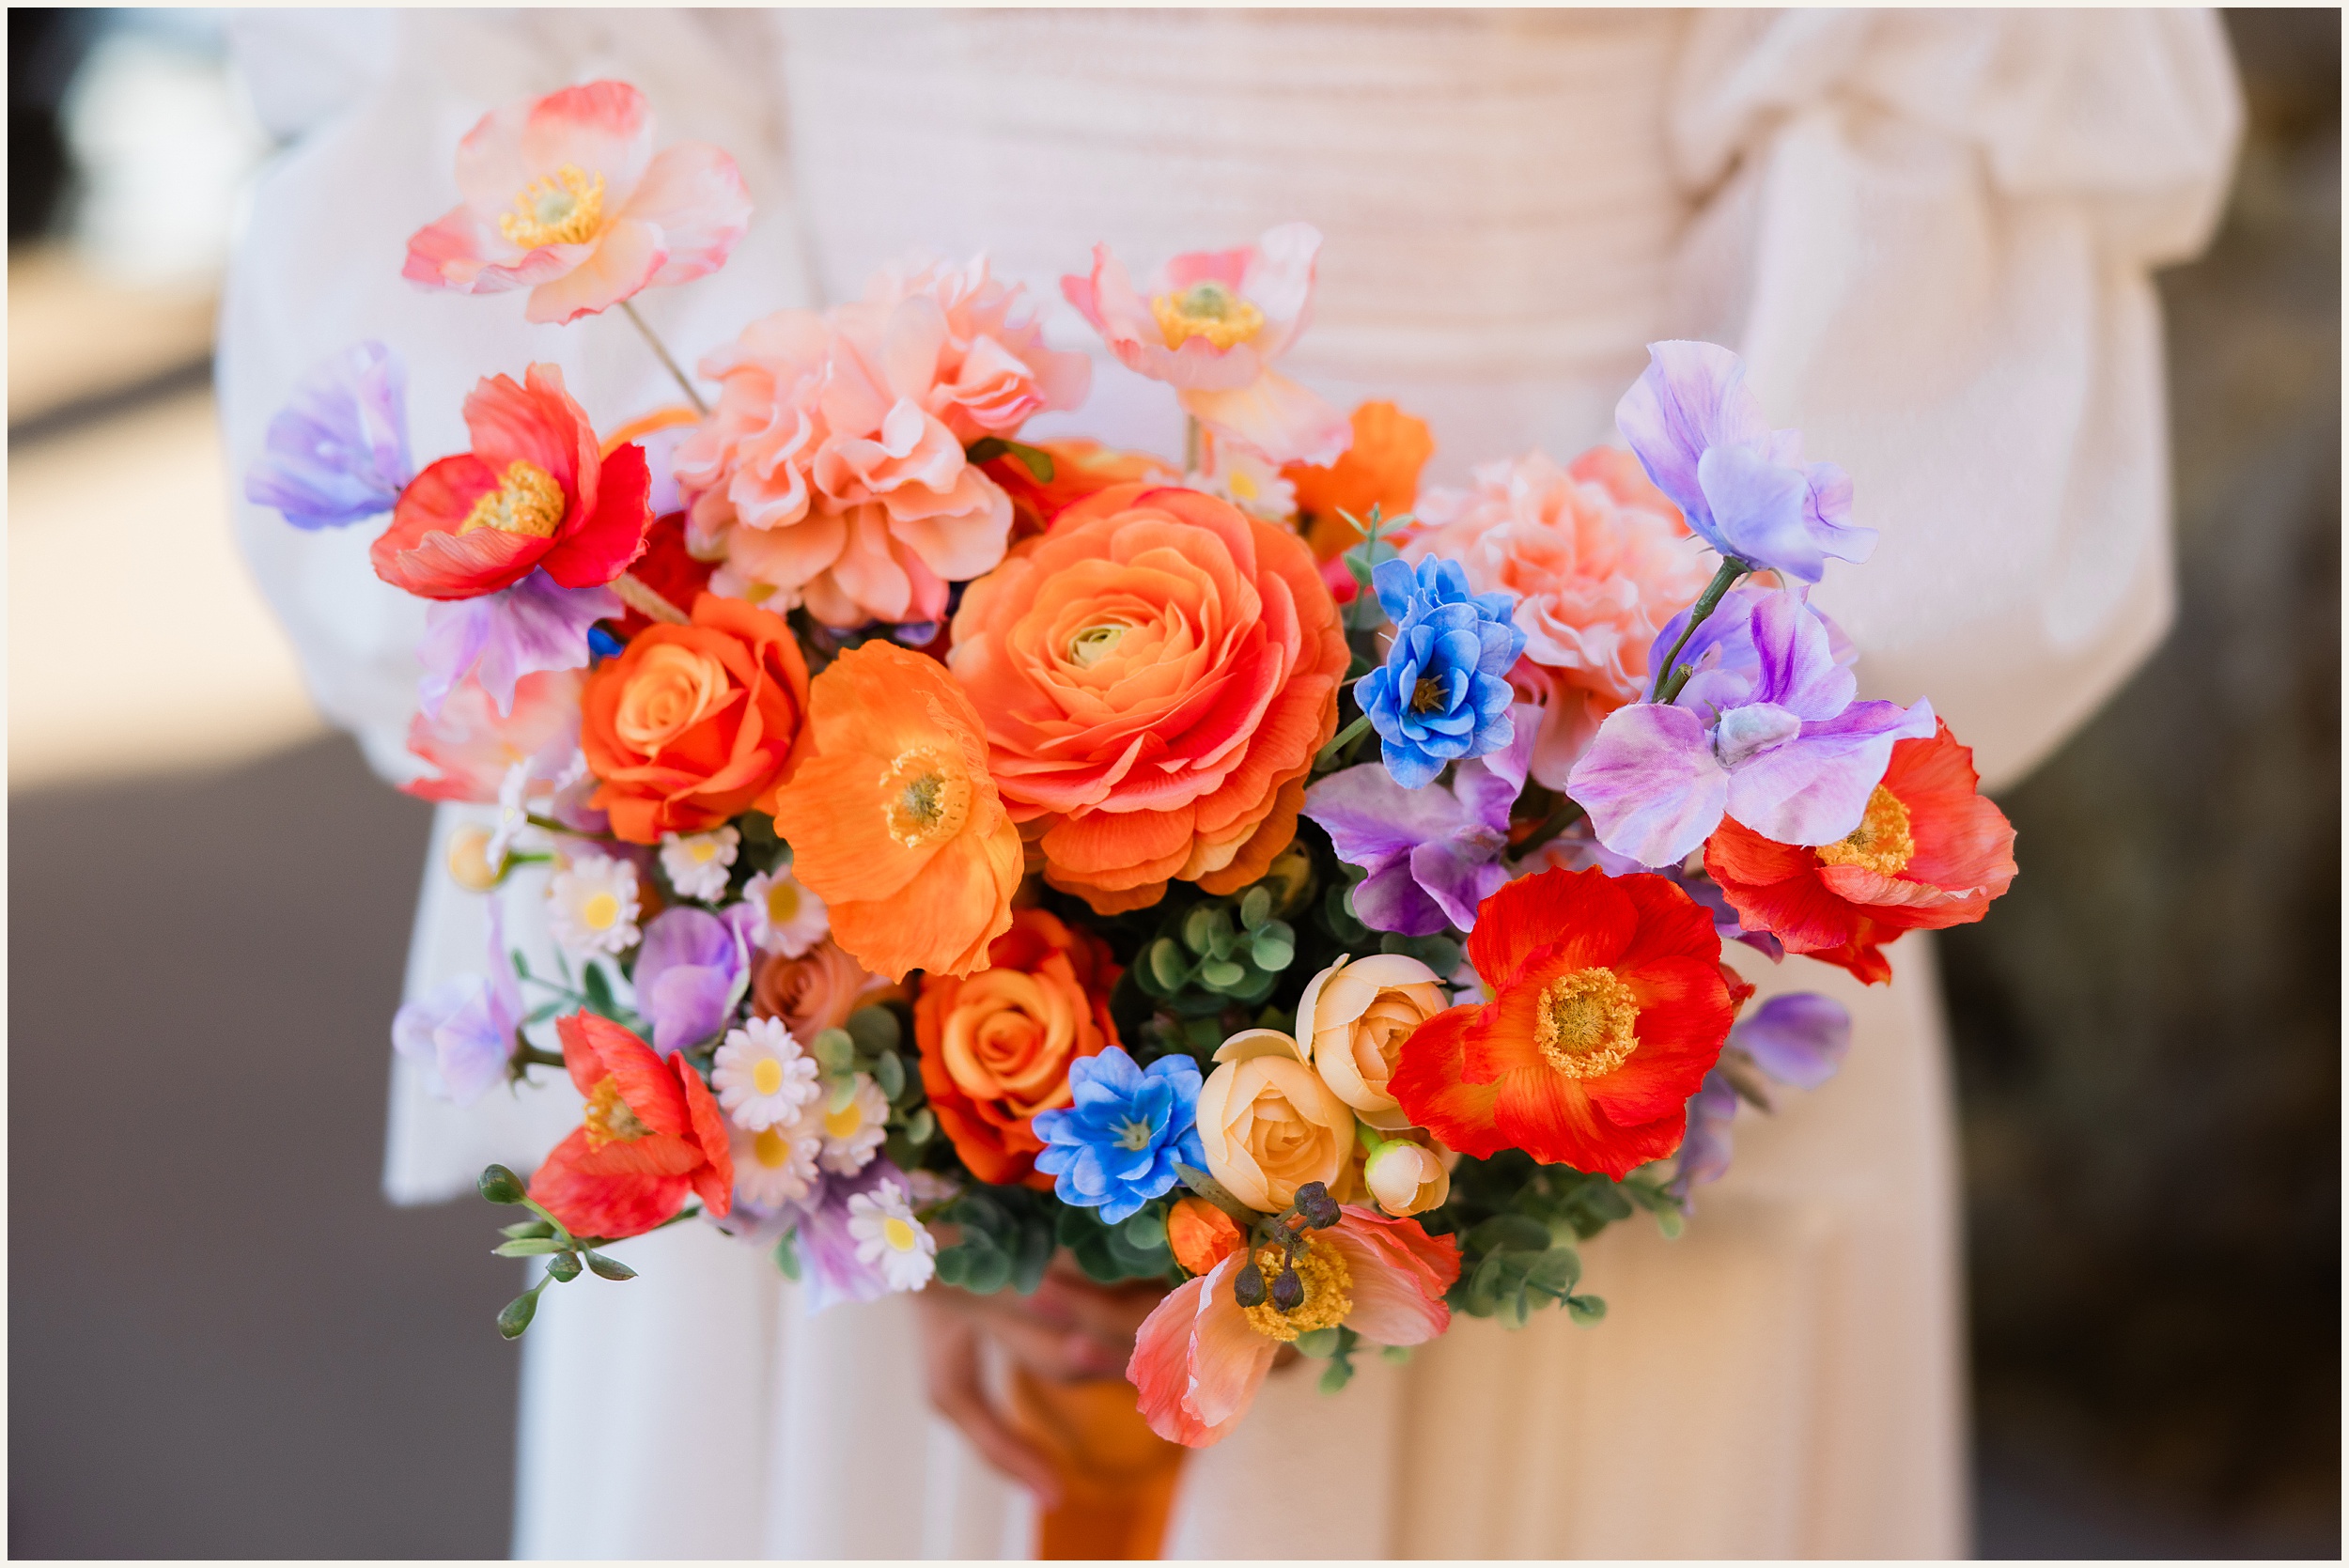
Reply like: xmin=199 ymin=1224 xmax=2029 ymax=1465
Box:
xmin=913 ymin=908 xmax=1122 ymax=1186
xmin=581 ymin=592 xmax=811 ymax=844
xmin=765 ymin=642 xmax=1023 ymax=981
xmin=751 ymin=939 xmax=896 ymax=1042
xmin=947 ymin=484 xmax=1347 ymax=914
xmin=1284 ymin=401 xmax=1436 ymax=560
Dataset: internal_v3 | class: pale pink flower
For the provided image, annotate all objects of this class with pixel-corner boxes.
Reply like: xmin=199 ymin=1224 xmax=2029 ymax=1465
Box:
xmin=404 ymin=81 xmax=750 ymax=326
xmin=1407 ymin=445 xmax=1712 ymax=789
xmin=673 ymin=256 xmax=1083 ymax=628
xmin=1063 ymin=223 xmax=1349 ymax=466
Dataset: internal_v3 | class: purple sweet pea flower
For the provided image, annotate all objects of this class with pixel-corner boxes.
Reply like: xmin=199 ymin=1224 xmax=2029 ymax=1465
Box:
xmin=1614 ymin=341 xmax=1875 ymax=583
xmin=631 ymin=906 xmax=752 ymax=1055
xmin=1667 ymin=990 xmax=1851 ymax=1208
xmin=390 ymin=900 xmax=521 ymax=1106
xmin=416 ymin=570 xmax=623 ymax=720
xmin=793 ymin=1158 xmax=912 ymax=1312
xmin=1565 ymin=589 xmax=1935 ymax=867
xmin=244 ymin=341 xmax=412 ymax=530
xmin=1304 ymin=706 xmax=1534 ymax=935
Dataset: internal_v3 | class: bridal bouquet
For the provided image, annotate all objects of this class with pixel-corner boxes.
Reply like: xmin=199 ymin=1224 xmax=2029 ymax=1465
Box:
xmin=249 ymin=81 xmax=2017 ymax=1449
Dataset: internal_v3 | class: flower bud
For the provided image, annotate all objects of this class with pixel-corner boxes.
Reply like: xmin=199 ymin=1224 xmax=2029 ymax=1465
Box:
xmin=478 ymin=1164 xmax=527 ymax=1205
xmin=1271 ymin=1265 xmax=1305 ymax=1312
xmin=1232 ymin=1262 xmax=1268 ymax=1309
xmin=496 ymin=1287 xmax=539 ymax=1339
xmin=1169 ymin=1197 xmax=1245 ymax=1277
xmin=446 ymin=824 xmax=505 ymax=892
xmin=1362 ymin=1138 xmax=1450 ymax=1217
xmin=546 ymin=1252 xmax=583 ymax=1283
xmin=1293 ymin=1181 xmax=1341 ymax=1230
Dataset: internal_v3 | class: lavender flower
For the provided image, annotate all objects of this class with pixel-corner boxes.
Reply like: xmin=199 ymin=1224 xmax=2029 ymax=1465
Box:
xmin=793 ymin=1158 xmax=917 ymax=1312
xmin=390 ymin=900 xmax=521 ymax=1105
xmin=1565 ymin=589 xmax=1934 ymax=867
xmin=1614 ymin=341 xmax=1874 ymax=583
xmin=1304 ymin=706 xmax=1534 ymax=935
xmin=417 ymin=571 xmax=623 ymax=720
xmin=630 ymin=906 xmax=754 ymax=1055
xmin=244 ymin=341 xmax=412 ymax=529
xmin=1355 ymin=557 xmax=1526 ymax=789
xmin=1668 ymin=991 xmax=1852 ymax=1208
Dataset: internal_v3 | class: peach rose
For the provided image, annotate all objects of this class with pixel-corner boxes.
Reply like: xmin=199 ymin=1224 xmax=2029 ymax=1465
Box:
xmin=1407 ymin=445 xmax=1711 ymax=789
xmin=579 ymin=593 xmax=810 ymax=843
xmin=913 ymin=908 xmax=1120 ymax=1187
xmin=1194 ymin=1030 xmax=1357 ymax=1212
xmin=947 ymin=484 xmax=1348 ymax=914
xmin=751 ymin=939 xmax=894 ymax=1043
xmin=675 ymin=256 xmax=1088 ymax=628
xmin=1293 ymin=953 xmax=1448 ymax=1132
xmin=1361 ymin=1134 xmax=1452 ymax=1218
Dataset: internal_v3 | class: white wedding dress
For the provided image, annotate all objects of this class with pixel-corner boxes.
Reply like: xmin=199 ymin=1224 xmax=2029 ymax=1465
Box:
xmin=221 ymin=10 xmax=2239 ymax=1558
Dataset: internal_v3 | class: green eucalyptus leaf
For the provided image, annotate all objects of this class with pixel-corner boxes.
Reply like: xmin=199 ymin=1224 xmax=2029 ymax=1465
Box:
xmin=1122 ymin=1209 xmax=1169 ymax=1251
xmin=773 ymin=1232 xmax=802 ymax=1281
xmin=905 ymin=1107 xmax=937 ymax=1145
xmin=845 ymin=1005 xmax=902 ymax=1056
xmin=1147 ymin=939 xmax=1191 ymax=993
xmin=1238 ymin=886 xmax=1273 ymax=930
xmin=872 ymin=1049 xmax=907 ymax=1101
xmin=1565 ymin=1294 xmax=1609 ymax=1326
xmin=1199 ymin=958 xmax=1248 ymax=990
xmin=811 ymin=1028 xmax=857 ymax=1075
xmin=1250 ymin=932 xmax=1295 ymax=971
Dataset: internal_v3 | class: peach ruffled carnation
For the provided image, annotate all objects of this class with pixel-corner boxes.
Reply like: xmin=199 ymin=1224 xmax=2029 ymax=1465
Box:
xmin=1407 ymin=446 xmax=1711 ymax=789
xmin=673 ymin=256 xmax=1090 ymax=628
xmin=947 ymin=483 xmax=1348 ymax=914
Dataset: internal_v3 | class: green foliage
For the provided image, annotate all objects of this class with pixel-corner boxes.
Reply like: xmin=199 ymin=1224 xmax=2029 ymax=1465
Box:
xmin=1057 ymin=1198 xmax=1177 ymax=1285
xmin=1132 ymin=885 xmax=1302 ymax=1019
xmin=931 ymin=1185 xmax=1057 ymax=1296
xmin=964 ymin=436 xmax=1055 ymax=483
xmin=1434 ymin=1150 xmax=1678 ymax=1328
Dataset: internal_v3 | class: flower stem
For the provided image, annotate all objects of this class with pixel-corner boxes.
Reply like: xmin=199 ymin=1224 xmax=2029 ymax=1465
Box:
xmin=1315 ymin=711 xmax=1375 ymax=772
xmin=612 ymin=570 xmax=692 ymax=626
xmin=619 ymin=300 xmax=709 ymax=415
xmin=1649 ymin=557 xmax=1750 ymax=705
xmin=514 ymin=1042 xmax=568 ymax=1071
xmin=1184 ymin=415 xmax=1204 ymax=474
xmin=524 ymin=812 xmax=614 ymax=841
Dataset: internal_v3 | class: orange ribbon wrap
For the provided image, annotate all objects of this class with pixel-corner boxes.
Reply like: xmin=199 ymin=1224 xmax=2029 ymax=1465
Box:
xmin=1007 ymin=1367 xmax=1189 ymax=1560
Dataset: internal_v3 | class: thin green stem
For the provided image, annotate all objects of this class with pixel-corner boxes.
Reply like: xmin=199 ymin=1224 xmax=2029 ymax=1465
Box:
xmin=525 ymin=812 xmax=614 ymax=842
xmin=1315 ymin=711 xmax=1375 ymax=772
xmin=1649 ymin=558 xmax=1750 ymax=705
xmin=513 ymin=1042 xmax=567 ymax=1071
xmin=1184 ymin=415 xmax=1204 ymax=474
xmin=620 ymin=300 xmax=708 ymax=415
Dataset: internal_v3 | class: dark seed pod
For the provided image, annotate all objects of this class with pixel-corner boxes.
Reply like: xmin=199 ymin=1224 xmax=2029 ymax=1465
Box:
xmin=1271 ymin=1265 xmax=1305 ymax=1312
xmin=1232 ymin=1264 xmax=1268 ymax=1309
xmin=1294 ymin=1182 xmax=1341 ymax=1230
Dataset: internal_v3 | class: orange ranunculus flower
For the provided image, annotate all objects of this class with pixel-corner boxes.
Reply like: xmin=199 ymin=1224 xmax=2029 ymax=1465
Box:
xmin=981 ymin=439 xmax=1176 ymax=543
xmin=1283 ymin=401 xmax=1436 ymax=561
xmin=1390 ymin=865 xmax=1736 ymax=1180
xmin=580 ymin=592 xmax=810 ymax=844
xmin=766 ymin=642 xmax=1023 ymax=981
xmin=948 ymin=483 xmax=1347 ymax=914
xmin=1703 ymin=721 xmax=2018 ymax=986
xmin=913 ymin=908 xmax=1122 ymax=1187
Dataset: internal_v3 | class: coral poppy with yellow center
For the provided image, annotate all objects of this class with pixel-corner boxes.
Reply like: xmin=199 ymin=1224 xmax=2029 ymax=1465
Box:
xmin=947 ymin=483 xmax=1347 ymax=915
xmin=1390 ymin=865 xmax=1735 ymax=1179
xmin=1703 ymin=721 xmax=2018 ymax=985
xmin=529 ymin=1012 xmax=734 ymax=1239
xmin=765 ymin=642 xmax=1022 ymax=982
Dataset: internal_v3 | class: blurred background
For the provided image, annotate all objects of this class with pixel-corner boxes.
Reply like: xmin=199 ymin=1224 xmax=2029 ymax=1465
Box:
xmin=8 ymin=8 xmax=2339 ymax=1558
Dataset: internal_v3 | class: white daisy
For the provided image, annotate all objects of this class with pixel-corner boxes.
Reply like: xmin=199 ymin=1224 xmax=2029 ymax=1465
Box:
xmin=731 ymin=1102 xmax=823 ymax=1209
xmin=741 ymin=867 xmax=829 ymax=957
xmin=546 ymin=852 xmax=641 ymax=958
xmin=1189 ymin=442 xmax=1297 ymax=524
xmin=711 ymin=1016 xmax=821 ymax=1130
xmin=660 ymin=826 xmax=740 ymax=901
xmin=848 ymin=1179 xmax=937 ymax=1292
xmin=817 ymin=1073 xmax=890 ymax=1175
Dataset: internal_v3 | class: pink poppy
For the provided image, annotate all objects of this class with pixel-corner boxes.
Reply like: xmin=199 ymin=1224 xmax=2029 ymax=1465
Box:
xmin=1062 ymin=222 xmax=1350 ymax=466
xmin=403 ymin=80 xmax=750 ymax=326
xmin=1406 ymin=446 xmax=1714 ymax=789
xmin=1126 ymin=1205 xmax=1458 ymax=1448
xmin=402 ymin=668 xmax=583 ymax=805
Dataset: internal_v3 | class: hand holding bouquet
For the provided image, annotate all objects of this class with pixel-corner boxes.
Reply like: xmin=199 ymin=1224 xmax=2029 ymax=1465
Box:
xmin=252 ymin=79 xmax=2016 ymax=1450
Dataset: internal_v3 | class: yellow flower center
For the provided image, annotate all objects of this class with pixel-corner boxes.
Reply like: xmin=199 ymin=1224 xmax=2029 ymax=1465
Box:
xmin=1228 ymin=468 xmax=1261 ymax=503
xmin=497 ymin=163 xmax=606 ymax=248
xmin=1411 ymin=676 xmax=1449 ymax=714
xmin=824 ymin=1100 xmax=865 ymax=1141
xmin=880 ymin=748 xmax=972 ymax=849
xmin=752 ymin=1058 xmax=786 ymax=1096
xmin=581 ymin=892 xmax=621 ymax=931
xmin=688 ymin=839 xmax=721 ymax=863
xmin=766 ymin=878 xmax=801 ymax=925
xmin=583 ymin=1076 xmax=651 ymax=1151
xmin=882 ymin=1217 xmax=921 ymax=1252
xmin=753 ymin=1126 xmax=795 ymax=1169
xmin=459 ymin=460 xmax=565 ymax=538
xmin=1533 ymin=967 xmax=1641 ymax=1079
xmin=1814 ymin=785 xmax=1916 ymax=877
xmin=1242 ymin=1238 xmax=1354 ymax=1342
xmin=1151 ymin=281 xmax=1265 ymax=351
xmin=1066 ymin=622 xmax=1130 ymax=669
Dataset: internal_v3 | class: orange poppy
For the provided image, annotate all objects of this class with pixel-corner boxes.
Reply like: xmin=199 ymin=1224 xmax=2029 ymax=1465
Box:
xmin=1283 ymin=401 xmax=1436 ymax=560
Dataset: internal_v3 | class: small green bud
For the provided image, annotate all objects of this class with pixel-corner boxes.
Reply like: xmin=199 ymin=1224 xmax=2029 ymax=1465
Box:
xmin=478 ymin=1165 xmax=527 ymax=1205
xmin=497 ymin=1288 xmax=540 ymax=1339
xmin=546 ymin=1252 xmax=583 ymax=1283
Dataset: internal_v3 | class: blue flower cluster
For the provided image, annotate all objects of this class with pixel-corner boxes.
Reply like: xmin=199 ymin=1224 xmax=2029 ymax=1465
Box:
xmin=1355 ymin=557 xmax=1526 ymax=789
xmin=1031 ymin=1048 xmax=1206 ymax=1224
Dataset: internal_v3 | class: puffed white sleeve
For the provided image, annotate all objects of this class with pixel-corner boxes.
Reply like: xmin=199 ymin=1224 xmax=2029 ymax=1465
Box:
xmin=1665 ymin=9 xmax=2242 ymax=790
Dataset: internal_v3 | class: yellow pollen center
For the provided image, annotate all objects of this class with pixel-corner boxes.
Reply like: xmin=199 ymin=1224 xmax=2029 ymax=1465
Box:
xmin=583 ymin=1076 xmax=651 ymax=1151
xmin=459 ymin=460 xmax=565 ymax=538
xmin=1533 ymin=967 xmax=1641 ymax=1079
xmin=1815 ymin=785 xmax=1917 ymax=877
xmin=824 ymin=1101 xmax=864 ymax=1141
xmin=1242 ymin=1239 xmax=1354 ymax=1342
xmin=1411 ymin=676 xmax=1449 ymax=713
xmin=689 ymin=840 xmax=719 ymax=863
xmin=766 ymin=880 xmax=801 ymax=924
xmin=882 ymin=1217 xmax=920 ymax=1252
xmin=1151 ymin=281 xmax=1266 ymax=351
xmin=752 ymin=1058 xmax=786 ymax=1097
xmin=1228 ymin=469 xmax=1260 ymax=502
xmin=880 ymin=749 xmax=972 ymax=848
xmin=498 ymin=164 xmax=607 ymax=248
xmin=581 ymin=891 xmax=620 ymax=931
xmin=1066 ymin=623 xmax=1129 ymax=669
xmin=754 ymin=1127 xmax=794 ymax=1169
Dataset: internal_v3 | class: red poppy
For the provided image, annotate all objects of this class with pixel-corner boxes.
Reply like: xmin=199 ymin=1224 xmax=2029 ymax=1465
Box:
xmin=1390 ymin=866 xmax=1735 ymax=1179
xmin=373 ymin=364 xmax=651 ymax=600
xmin=1704 ymin=721 xmax=2017 ymax=985
xmin=528 ymin=1013 xmax=733 ymax=1239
